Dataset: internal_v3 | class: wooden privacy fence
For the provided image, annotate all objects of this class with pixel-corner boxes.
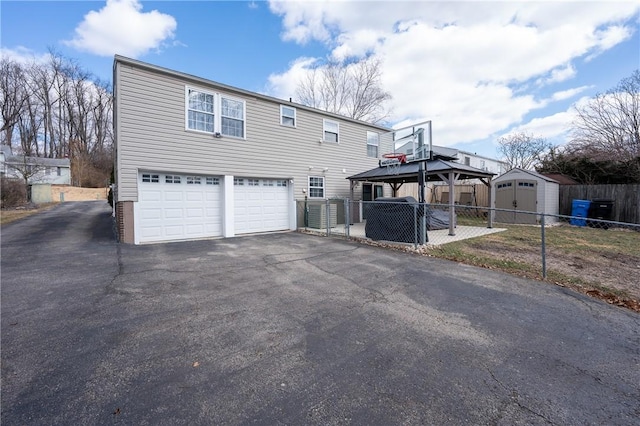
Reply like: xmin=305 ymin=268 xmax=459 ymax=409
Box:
xmin=396 ymin=183 xmax=490 ymax=206
xmin=559 ymin=184 xmax=640 ymax=224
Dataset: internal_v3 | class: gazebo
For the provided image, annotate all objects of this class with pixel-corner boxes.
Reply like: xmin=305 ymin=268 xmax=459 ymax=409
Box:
xmin=347 ymin=158 xmax=496 ymax=236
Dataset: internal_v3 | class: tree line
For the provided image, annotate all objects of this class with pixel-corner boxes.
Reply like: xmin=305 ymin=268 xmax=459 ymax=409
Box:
xmin=1 ymin=51 xmax=113 ymax=188
xmin=497 ymin=70 xmax=640 ymax=184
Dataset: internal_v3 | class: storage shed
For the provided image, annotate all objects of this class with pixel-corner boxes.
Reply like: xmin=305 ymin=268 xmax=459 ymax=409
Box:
xmin=492 ymin=168 xmax=559 ymax=224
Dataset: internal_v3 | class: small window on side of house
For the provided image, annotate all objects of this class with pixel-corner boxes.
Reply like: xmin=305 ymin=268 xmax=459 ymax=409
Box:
xmin=308 ymin=176 xmax=324 ymax=198
xmin=323 ymin=119 xmax=339 ymax=143
xmin=367 ymin=131 xmax=379 ymax=158
xmin=281 ymin=106 xmax=296 ymax=127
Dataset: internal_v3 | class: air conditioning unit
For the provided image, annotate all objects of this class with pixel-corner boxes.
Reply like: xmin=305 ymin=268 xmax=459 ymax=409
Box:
xmin=307 ymin=204 xmax=338 ymax=229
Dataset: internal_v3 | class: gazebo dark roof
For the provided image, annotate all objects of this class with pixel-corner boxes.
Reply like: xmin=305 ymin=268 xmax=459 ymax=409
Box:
xmin=347 ymin=158 xmax=495 ymax=184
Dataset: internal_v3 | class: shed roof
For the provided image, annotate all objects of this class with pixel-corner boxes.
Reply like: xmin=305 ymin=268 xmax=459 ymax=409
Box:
xmin=494 ymin=168 xmax=559 ymax=184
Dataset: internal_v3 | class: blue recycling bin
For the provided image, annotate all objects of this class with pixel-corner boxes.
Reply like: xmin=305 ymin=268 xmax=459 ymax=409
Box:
xmin=570 ymin=199 xmax=591 ymax=226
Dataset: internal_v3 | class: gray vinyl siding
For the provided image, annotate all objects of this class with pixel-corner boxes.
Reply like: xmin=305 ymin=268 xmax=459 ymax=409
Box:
xmin=115 ymin=58 xmax=391 ymax=202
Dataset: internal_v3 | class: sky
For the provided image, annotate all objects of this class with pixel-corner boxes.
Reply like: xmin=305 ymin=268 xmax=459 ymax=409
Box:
xmin=1 ymin=0 xmax=639 ymax=159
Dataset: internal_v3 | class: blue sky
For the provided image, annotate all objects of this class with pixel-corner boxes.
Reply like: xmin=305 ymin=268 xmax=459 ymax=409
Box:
xmin=2 ymin=0 xmax=639 ymax=159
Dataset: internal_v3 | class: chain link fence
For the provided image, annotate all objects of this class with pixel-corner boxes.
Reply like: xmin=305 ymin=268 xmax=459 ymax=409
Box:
xmin=296 ymin=198 xmax=640 ymax=286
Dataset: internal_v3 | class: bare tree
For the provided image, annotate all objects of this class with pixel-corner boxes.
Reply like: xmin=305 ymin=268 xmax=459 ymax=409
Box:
xmin=295 ymin=57 xmax=392 ymax=124
xmin=0 ymin=58 xmax=29 ymax=146
xmin=571 ymin=70 xmax=640 ymax=181
xmin=497 ymin=132 xmax=552 ymax=170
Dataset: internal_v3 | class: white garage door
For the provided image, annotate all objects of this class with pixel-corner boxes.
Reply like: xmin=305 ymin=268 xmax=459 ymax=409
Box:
xmin=138 ymin=172 xmax=222 ymax=243
xmin=234 ymin=178 xmax=290 ymax=234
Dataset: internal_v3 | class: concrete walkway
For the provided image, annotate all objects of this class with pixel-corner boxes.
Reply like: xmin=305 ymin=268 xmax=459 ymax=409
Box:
xmin=313 ymin=221 xmax=507 ymax=247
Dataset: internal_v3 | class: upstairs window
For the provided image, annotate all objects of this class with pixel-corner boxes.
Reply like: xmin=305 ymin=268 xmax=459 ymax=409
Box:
xmin=186 ymin=87 xmax=245 ymax=138
xmin=367 ymin=131 xmax=379 ymax=158
xmin=280 ymin=106 xmax=296 ymax=127
xmin=187 ymin=89 xmax=215 ymax=133
xmin=323 ymin=119 xmax=339 ymax=143
xmin=221 ymin=97 xmax=245 ymax=138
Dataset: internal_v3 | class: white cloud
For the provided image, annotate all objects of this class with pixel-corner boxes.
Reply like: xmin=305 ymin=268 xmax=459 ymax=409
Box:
xmin=267 ymin=1 xmax=639 ymax=148
xmin=551 ymin=86 xmax=591 ymax=102
xmin=64 ymin=0 xmax=177 ymax=57
xmin=0 ymin=47 xmax=49 ymax=64
xmin=506 ymin=110 xmax=575 ymax=141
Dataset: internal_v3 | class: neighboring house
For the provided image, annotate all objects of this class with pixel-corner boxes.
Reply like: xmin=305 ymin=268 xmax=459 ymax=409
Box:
xmin=394 ymin=141 xmax=507 ymax=176
xmin=0 ymin=145 xmax=71 ymax=185
xmin=454 ymin=150 xmax=507 ymax=176
xmin=113 ymin=56 xmax=393 ymax=244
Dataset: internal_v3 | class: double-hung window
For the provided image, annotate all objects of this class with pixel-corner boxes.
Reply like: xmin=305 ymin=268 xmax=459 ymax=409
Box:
xmin=186 ymin=87 xmax=245 ymax=138
xmin=187 ymin=89 xmax=215 ymax=133
xmin=323 ymin=119 xmax=339 ymax=143
xmin=308 ymin=176 xmax=325 ymax=198
xmin=221 ymin=97 xmax=244 ymax=137
xmin=367 ymin=131 xmax=379 ymax=158
xmin=281 ymin=106 xmax=296 ymax=127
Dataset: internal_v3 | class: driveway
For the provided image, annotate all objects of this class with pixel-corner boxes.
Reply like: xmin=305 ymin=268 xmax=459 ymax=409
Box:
xmin=2 ymin=201 xmax=639 ymax=425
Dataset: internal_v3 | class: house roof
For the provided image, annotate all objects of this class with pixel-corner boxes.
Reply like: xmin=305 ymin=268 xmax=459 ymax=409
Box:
xmin=495 ymin=168 xmax=559 ymax=183
xmin=114 ymin=55 xmax=392 ymax=133
xmin=1 ymin=146 xmax=70 ymax=168
xmin=540 ymin=173 xmax=578 ymax=185
xmin=347 ymin=158 xmax=495 ymax=185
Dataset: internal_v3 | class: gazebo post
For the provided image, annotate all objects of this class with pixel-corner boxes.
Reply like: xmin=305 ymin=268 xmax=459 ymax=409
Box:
xmin=448 ymin=170 xmax=455 ymax=236
xmin=486 ymin=177 xmax=493 ymax=228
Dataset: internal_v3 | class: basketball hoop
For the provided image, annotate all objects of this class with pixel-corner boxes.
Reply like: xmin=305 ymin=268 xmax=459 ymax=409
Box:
xmin=380 ymin=153 xmax=406 ymax=175
xmin=382 ymin=152 xmax=407 ymax=163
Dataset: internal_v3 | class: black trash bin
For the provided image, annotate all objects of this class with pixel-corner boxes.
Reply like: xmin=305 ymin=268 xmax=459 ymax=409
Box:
xmin=588 ymin=199 xmax=614 ymax=229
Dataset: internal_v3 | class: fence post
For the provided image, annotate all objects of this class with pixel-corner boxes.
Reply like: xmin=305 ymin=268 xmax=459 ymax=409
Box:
xmin=541 ymin=214 xmax=547 ymax=279
xmin=414 ymin=204 xmax=418 ymax=249
xmin=345 ymin=198 xmax=350 ymax=238
xmin=325 ymin=199 xmax=330 ymax=236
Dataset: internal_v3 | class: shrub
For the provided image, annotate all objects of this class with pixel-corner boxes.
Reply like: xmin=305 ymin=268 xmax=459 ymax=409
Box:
xmin=1 ymin=178 xmax=27 ymax=208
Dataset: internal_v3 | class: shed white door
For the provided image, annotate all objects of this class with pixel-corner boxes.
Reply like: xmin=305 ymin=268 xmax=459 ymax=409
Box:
xmin=234 ymin=178 xmax=290 ymax=234
xmin=138 ymin=173 xmax=222 ymax=243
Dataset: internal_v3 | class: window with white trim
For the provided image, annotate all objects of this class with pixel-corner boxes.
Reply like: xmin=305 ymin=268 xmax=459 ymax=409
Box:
xmin=187 ymin=89 xmax=215 ymax=133
xmin=248 ymin=179 xmax=260 ymax=186
xmin=367 ymin=131 xmax=379 ymax=158
xmin=323 ymin=119 xmax=339 ymax=143
xmin=186 ymin=176 xmax=202 ymax=184
xmin=221 ymin=97 xmax=245 ymax=137
xmin=186 ymin=87 xmax=245 ymax=138
xmin=234 ymin=178 xmax=244 ymax=186
xmin=277 ymin=180 xmax=287 ymax=187
xmin=280 ymin=105 xmax=296 ymax=127
xmin=263 ymin=179 xmax=274 ymax=186
xmin=165 ymin=175 xmax=181 ymax=184
xmin=308 ymin=176 xmax=324 ymax=198
xmin=206 ymin=177 xmax=220 ymax=185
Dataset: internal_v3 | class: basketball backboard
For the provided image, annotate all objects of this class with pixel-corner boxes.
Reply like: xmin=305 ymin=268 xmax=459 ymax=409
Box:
xmin=380 ymin=120 xmax=432 ymax=162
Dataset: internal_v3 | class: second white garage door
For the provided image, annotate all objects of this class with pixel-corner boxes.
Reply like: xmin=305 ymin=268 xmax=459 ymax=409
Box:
xmin=234 ymin=178 xmax=290 ymax=234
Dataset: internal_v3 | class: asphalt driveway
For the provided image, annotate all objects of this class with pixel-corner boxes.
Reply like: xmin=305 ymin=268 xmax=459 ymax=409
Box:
xmin=2 ymin=201 xmax=639 ymax=425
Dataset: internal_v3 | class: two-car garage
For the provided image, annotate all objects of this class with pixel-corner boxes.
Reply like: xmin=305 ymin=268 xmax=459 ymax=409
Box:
xmin=136 ymin=172 xmax=292 ymax=244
